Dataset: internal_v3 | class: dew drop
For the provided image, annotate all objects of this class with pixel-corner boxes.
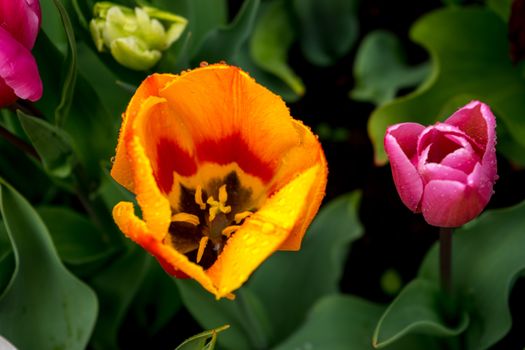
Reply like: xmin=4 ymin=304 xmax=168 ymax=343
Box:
xmin=219 ymin=60 xmax=227 ymax=65
xmin=262 ymin=222 xmax=274 ymax=234
xmin=200 ymin=61 xmax=209 ymax=67
xmin=110 ymin=156 xmax=116 ymax=164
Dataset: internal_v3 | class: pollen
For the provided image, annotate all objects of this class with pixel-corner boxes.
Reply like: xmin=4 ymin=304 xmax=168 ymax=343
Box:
xmin=196 ymin=236 xmax=209 ymax=263
xmin=195 ymin=185 xmax=206 ymax=210
xmin=171 ymin=212 xmax=200 ymax=226
xmin=222 ymin=225 xmax=241 ymax=238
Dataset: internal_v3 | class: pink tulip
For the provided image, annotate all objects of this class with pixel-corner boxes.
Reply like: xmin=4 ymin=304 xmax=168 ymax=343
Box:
xmin=384 ymin=101 xmax=497 ymax=227
xmin=0 ymin=0 xmax=42 ymax=107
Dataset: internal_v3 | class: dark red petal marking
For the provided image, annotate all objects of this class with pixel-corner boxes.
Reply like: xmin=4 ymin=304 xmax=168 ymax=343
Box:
xmin=196 ymin=133 xmax=274 ymax=183
xmin=155 ymin=138 xmax=197 ymax=193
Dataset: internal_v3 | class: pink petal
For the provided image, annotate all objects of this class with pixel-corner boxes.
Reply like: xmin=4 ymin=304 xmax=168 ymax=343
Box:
xmin=419 ymin=163 xmax=468 ymax=184
xmin=441 ymin=144 xmax=479 ymax=174
xmin=384 ymin=129 xmax=424 ymax=212
xmin=0 ymin=26 xmax=42 ymax=102
xmin=0 ymin=0 xmax=41 ymax=49
xmin=467 ymin=162 xmax=495 ymax=205
xmin=421 ymin=179 xmax=485 ymax=227
xmin=386 ymin=123 xmax=426 ymax=163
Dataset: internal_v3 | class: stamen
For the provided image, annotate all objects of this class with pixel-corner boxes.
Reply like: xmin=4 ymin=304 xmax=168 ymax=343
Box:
xmin=171 ymin=212 xmax=200 ymax=226
xmin=196 ymin=236 xmax=209 ymax=263
xmin=222 ymin=225 xmax=241 ymax=238
xmin=195 ymin=185 xmax=206 ymax=210
xmin=206 ymin=185 xmax=232 ymax=222
xmin=219 ymin=184 xmax=228 ymax=203
xmin=234 ymin=211 xmax=253 ymax=224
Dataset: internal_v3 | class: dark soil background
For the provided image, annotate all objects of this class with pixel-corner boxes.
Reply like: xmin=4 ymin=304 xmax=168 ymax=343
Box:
xmin=119 ymin=1 xmax=525 ymax=349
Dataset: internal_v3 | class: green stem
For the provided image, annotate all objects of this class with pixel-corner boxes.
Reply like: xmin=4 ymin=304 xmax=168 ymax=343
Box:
xmin=0 ymin=123 xmax=40 ymax=161
xmin=439 ymin=227 xmax=453 ymax=295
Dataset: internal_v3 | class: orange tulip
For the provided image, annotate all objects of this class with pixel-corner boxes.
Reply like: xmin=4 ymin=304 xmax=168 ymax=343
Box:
xmin=111 ymin=64 xmax=327 ymax=299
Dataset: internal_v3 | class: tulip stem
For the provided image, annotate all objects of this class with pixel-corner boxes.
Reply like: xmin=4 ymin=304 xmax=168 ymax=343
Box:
xmin=0 ymin=124 xmax=40 ymax=161
xmin=439 ymin=227 xmax=453 ymax=294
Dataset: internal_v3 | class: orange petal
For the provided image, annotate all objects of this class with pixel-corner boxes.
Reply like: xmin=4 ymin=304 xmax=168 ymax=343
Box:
xmin=207 ymin=163 xmax=325 ymax=298
xmin=158 ymin=64 xmax=302 ymax=183
xmin=111 ymin=73 xmax=177 ymax=192
xmin=113 ymin=201 xmax=218 ymax=295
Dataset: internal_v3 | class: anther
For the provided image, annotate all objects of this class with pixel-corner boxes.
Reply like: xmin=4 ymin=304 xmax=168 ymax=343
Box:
xmin=171 ymin=213 xmax=200 ymax=226
xmin=222 ymin=225 xmax=241 ymax=238
xmin=196 ymin=236 xmax=209 ymax=263
xmin=234 ymin=211 xmax=252 ymax=224
xmin=195 ymin=185 xmax=206 ymax=210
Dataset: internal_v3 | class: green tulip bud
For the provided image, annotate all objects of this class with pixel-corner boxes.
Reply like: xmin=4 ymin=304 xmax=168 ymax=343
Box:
xmin=90 ymin=2 xmax=187 ymax=71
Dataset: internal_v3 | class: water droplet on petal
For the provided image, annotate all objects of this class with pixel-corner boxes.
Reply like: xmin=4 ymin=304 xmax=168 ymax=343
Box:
xmin=200 ymin=61 xmax=209 ymax=67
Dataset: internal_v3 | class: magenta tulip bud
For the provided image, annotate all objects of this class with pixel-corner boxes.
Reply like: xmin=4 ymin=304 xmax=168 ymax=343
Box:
xmin=0 ymin=0 xmax=43 ymax=107
xmin=384 ymin=101 xmax=497 ymax=227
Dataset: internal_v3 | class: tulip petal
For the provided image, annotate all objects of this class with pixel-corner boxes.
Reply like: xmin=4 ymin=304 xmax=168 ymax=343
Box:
xmin=421 ymin=179 xmax=485 ymax=227
xmin=384 ymin=123 xmax=425 ymax=212
xmin=207 ymin=163 xmax=324 ymax=297
xmin=419 ymin=163 xmax=467 ymax=183
xmin=0 ymin=0 xmax=41 ymax=49
xmin=159 ymin=64 xmax=305 ymax=183
xmin=0 ymin=27 xmax=42 ymax=102
xmin=440 ymin=147 xmax=478 ymax=174
xmin=113 ymin=201 xmax=217 ymax=294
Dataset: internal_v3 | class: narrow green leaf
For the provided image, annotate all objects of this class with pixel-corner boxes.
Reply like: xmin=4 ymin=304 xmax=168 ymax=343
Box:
xmin=249 ymin=192 xmax=364 ymax=344
xmin=17 ymin=110 xmax=76 ymax=178
xmin=0 ymin=180 xmax=98 ymax=350
xmin=418 ymin=200 xmax=525 ymax=350
xmin=175 ymin=325 xmax=230 ymax=350
xmin=368 ymin=8 xmax=525 ymax=165
xmin=350 ymin=30 xmax=430 ymax=106
xmin=292 ymin=0 xmax=359 ymax=66
xmin=373 ymin=279 xmax=469 ymax=348
xmin=51 ymin=0 xmax=78 ymax=127
xmin=192 ymin=0 xmax=260 ymax=64
xmin=274 ymin=295 xmax=441 ymax=350
xmin=250 ymin=0 xmax=304 ymax=96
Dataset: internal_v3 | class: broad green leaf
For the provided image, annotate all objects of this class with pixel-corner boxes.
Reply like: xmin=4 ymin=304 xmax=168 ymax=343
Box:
xmin=373 ymin=279 xmax=469 ymax=348
xmin=17 ymin=110 xmax=76 ymax=178
xmin=175 ymin=325 xmax=230 ymax=350
xmin=418 ymin=200 xmax=525 ymax=350
xmin=0 ymin=181 xmax=98 ymax=350
xmin=176 ymin=280 xmax=262 ymax=350
xmin=89 ymin=246 xmax=150 ymax=350
xmin=350 ymin=30 xmax=430 ymax=106
xmin=249 ymin=192 xmax=364 ymax=344
xmin=128 ymin=258 xmax=182 ymax=336
xmin=0 ymin=225 xmax=14 ymax=295
xmin=292 ymin=0 xmax=359 ymax=66
xmin=250 ymin=0 xmax=304 ymax=96
xmin=51 ymin=0 xmax=78 ymax=127
xmin=274 ymin=295 xmax=441 ymax=350
xmin=487 ymin=0 xmax=513 ymax=21
xmin=37 ymin=206 xmax=116 ymax=265
xmin=192 ymin=0 xmax=260 ymax=64
xmin=368 ymin=7 xmax=525 ymax=165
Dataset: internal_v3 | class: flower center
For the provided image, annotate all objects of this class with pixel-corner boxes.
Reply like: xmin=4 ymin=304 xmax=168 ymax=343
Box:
xmin=164 ymin=172 xmax=255 ymax=269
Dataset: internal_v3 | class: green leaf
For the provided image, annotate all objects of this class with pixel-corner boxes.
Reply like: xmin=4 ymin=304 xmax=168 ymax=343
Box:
xmin=37 ymin=206 xmax=116 ymax=265
xmin=417 ymin=200 xmax=525 ymax=350
xmin=89 ymin=246 xmax=150 ymax=350
xmin=292 ymin=0 xmax=359 ymax=66
xmin=486 ymin=0 xmax=513 ymax=21
xmin=0 ymin=180 xmax=98 ymax=350
xmin=192 ymin=0 xmax=260 ymax=64
xmin=17 ymin=110 xmax=76 ymax=178
xmin=368 ymin=7 xmax=525 ymax=165
xmin=250 ymin=0 xmax=304 ymax=96
xmin=176 ymin=280 xmax=261 ymax=350
xmin=0 ymin=225 xmax=14 ymax=295
xmin=51 ymin=0 xmax=78 ymax=127
xmin=373 ymin=279 xmax=469 ymax=348
xmin=350 ymin=30 xmax=430 ymax=106
xmin=249 ymin=192 xmax=364 ymax=344
xmin=274 ymin=295 xmax=441 ymax=350
xmin=175 ymin=325 xmax=230 ymax=350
